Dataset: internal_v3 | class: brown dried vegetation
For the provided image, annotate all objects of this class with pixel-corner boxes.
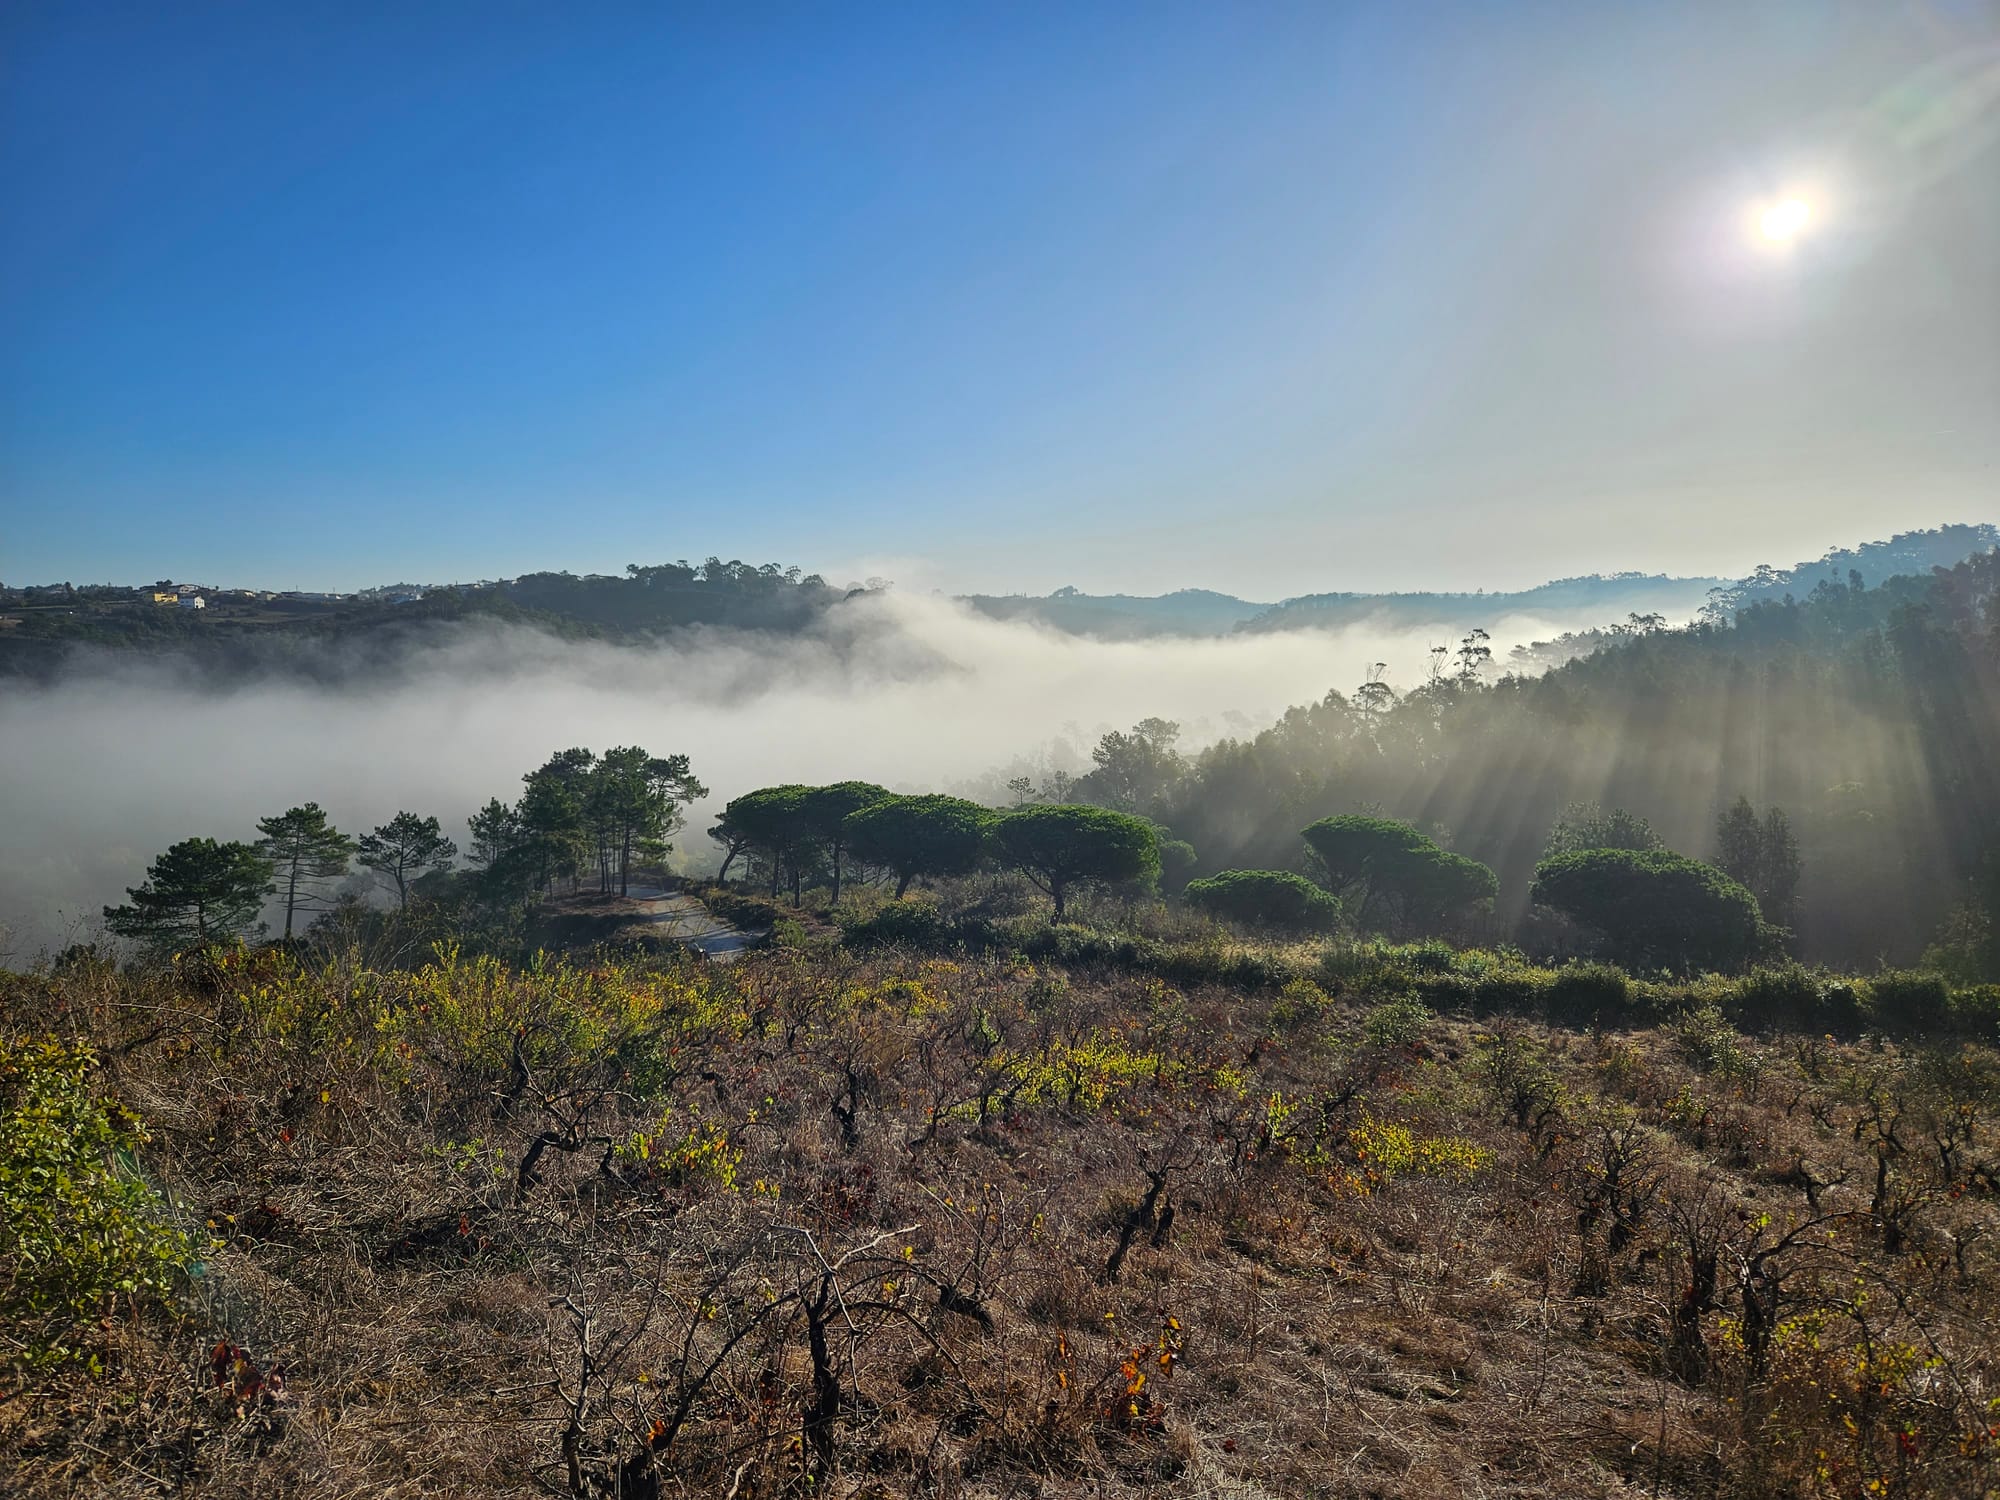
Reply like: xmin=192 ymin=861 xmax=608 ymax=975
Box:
xmin=4 ymin=938 xmax=1998 ymax=1498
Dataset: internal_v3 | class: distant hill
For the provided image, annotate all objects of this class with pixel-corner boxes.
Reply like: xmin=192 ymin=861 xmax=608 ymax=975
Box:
xmin=5 ymin=522 xmax=1993 ymax=676
xmin=1233 ymin=571 xmax=1724 ymax=635
xmin=958 ymin=587 xmax=1269 ymax=640
xmin=1705 ymin=523 xmax=2000 ymax=617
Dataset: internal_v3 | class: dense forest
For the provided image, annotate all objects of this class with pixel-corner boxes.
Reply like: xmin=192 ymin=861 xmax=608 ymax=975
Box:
xmin=989 ymin=545 xmax=2000 ymax=976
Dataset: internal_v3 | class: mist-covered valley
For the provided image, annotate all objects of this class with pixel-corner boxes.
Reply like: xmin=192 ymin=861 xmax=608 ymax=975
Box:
xmin=0 ymin=587 xmax=1632 ymax=955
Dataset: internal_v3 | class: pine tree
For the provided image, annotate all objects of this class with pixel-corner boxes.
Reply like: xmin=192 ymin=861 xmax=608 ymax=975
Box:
xmin=255 ymin=803 xmax=355 ymax=939
xmin=104 ymin=838 xmax=274 ymax=949
xmin=356 ymin=813 xmax=457 ymax=907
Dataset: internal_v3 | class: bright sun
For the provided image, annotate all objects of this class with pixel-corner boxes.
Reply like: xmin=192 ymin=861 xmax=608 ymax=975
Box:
xmin=1758 ymin=196 xmax=1812 ymax=245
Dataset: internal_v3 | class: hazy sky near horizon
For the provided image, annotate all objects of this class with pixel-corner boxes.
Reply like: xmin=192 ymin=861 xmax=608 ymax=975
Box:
xmin=3 ymin=2 xmax=1996 ymax=597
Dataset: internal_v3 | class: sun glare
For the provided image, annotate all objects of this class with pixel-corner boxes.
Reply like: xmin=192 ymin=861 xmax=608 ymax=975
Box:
xmin=1757 ymin=196 xmax=1812 ymax=245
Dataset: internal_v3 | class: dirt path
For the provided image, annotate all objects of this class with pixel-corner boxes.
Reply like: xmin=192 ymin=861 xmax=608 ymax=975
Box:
xmin=620 ymin=882 xmax=762 ymax=962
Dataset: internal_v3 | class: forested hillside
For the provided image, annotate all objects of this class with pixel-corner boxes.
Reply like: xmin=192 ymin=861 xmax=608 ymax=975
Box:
xmin=7 ymin=527 xmax=1990 ymax=682
xmin=1026 ymin=547 xmax=2000 ymax=973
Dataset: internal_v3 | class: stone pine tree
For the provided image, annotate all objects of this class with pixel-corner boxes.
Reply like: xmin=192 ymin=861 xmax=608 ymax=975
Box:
xmin=720 ymin=786 xmax=816 ymax=903
xmin=992 ymin=804 xmax=1159 ymax=920
xmin=356 ymin=812 xmax=458 ymax=907
xmin=103 ymin=837 xmax=274 ymax=949
xmin=255 ymin=803 xmax=356 ymax=939
xmin=798 ymin=782 xmax=892 ymax=902
xmin=843 ymin=794 xmax=994 ymax=898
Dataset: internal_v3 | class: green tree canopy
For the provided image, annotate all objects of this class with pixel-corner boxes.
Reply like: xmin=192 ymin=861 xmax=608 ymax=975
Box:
xmin=843 ymin=794 xmax=994 ymax=899
xmin=586 ymin=746 xmax=707 ymax=895
xmin=1531 ymin=848 xmax=1764 ymax=973
xmin=254 ymin=803 xmax=355 ymax=939
xmin=798 ymin=781 xmax=893 ymax=901
xmin=1074 ymin=718 xmax=1184 ymax=818
xmin=717 ymin=785 xmax=815 ymax=903
xmin=1299 ymin=815 xmax=1497 ymax=934
xmin=1185 ymin=869 xmax=1341 ymax=933
xmin=992 ymin=804 xmax=1159 ymax=920
xmin=1541 ymin=803 xmax=1664 ymax=860
xmin=103 ymin=837 xmax=274 ymax=948
xmin=1715 ymin=796 xmax=1802 ymax=939
xmin=517 ymin=754 xmax=594 ymax=893
xmin=356 ymin=812 xmax=458 ymax=908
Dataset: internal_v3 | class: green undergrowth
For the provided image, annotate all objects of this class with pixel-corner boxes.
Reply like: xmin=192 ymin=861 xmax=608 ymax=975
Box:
xmin=838 ymin=902 xmax=1999 ymax=1041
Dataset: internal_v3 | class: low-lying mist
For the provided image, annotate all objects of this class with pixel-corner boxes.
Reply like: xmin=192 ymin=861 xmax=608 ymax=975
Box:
xmin=0 ymin=591 xmax=1614 ymax=955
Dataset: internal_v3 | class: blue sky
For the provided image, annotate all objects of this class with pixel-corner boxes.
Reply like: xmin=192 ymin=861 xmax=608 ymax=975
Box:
xmin=3 ymin=2 xmax=1995 ymax=595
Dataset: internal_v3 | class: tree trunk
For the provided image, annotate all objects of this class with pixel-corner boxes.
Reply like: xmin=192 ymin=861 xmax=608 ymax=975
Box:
xmin=895 ymin=870 xmax=913 ymax=898
xmin=1051 ymin=881 xmax=1066 ymax=921
xmin=803 ymin=1289 xmax=840 ymax=1482
xmin=830 ymin=846 xmax=842 ymax=904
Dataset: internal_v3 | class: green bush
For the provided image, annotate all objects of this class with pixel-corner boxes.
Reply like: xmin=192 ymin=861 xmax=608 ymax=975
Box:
xmin=1270 ymin=977 xmax=1334 ymax=1030
xmin=1401 ymin=939 xmax=1460 ymax=975
xmin=840 ymin=899 xmax=949 ymax=948
xmin=1729 ymin=964 xmax=1865 ymax=1036
xmin=1729 ymin=963 xmax=1821 ymax=1032
xmin=1 ymin=1037 xmax=192 ymax=1372
xmin=1183 ymin=869 xmax=1340 ymax=933
xmin=1167 ymin=944 xmax=1294 ymax=991
xmin=1412 ymin=970 xmax=1477 ymax=1013
xmin=1951 ymin=984 xmax=2000 ymax=1042
xmin=1672 ymin=1003 xmax=1749 ymax=1075
xmin=1471 ymin=967 xmax=1544 ymax=1016
xmin=1363 ymin=994 xmax=1433 ymax=1049
xmin=1542 ymin=962 xmax=1632 ymax=1027
xmin=1866 ymin=970 xmax=1952 ymax=1034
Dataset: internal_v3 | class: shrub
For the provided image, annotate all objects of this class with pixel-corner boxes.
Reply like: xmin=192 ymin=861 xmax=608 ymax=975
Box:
xmin=841 ymin=900 xmax=950 ymax=949
xmin=1412 ymin=970 xmax=1476 ymax=1013
xmin=1865 ymin=970 xmax=1952 ymax=1034
xmin=617 ymin=1110 xmax=741 ymax=1196
xmin=1362 ymin=994 xmax=1433 ymax=1049
xmin=1184 ymin=869 xmax=1340 ymax=933
xmin=1471 ymin=966 xmax=1545 ymax=1016
xmin=1 ymin=1037 xmax=192 ymax=1371
xmin=1270 ymin=977 xmax=1334 ymax=1030
xmin=1951 ymin=984 xmax=2000 ymax=1041
xmin=1397 ymin=939 xmax=1460 ymax=975
xmin=1167 ymin=944 xmax=1293 ymax=991
xmin=1728 ymin=963 xmax=1820 ymax=1031
xmin=1672 ymin=1004 xmax=1750 ymax=1075
xmin=1729 ymin=964 xmax=1865 ymax=1035
xmin=1542 ymin=961 xmax=1632 ymax=1027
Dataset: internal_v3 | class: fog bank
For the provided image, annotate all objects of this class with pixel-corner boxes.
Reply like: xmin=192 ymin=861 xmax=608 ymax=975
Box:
xmin=0 ymin=591 xmax=1616 ymax=955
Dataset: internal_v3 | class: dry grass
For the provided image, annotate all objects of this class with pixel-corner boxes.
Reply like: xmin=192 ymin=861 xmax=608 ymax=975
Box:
xmin=3 ymin=939 xmax=1997 ymax=1498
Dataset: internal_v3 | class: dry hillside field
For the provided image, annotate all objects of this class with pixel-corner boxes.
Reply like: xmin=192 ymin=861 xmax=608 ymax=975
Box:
xmin=4 ymin=936 xmax=1999 ymax=1498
